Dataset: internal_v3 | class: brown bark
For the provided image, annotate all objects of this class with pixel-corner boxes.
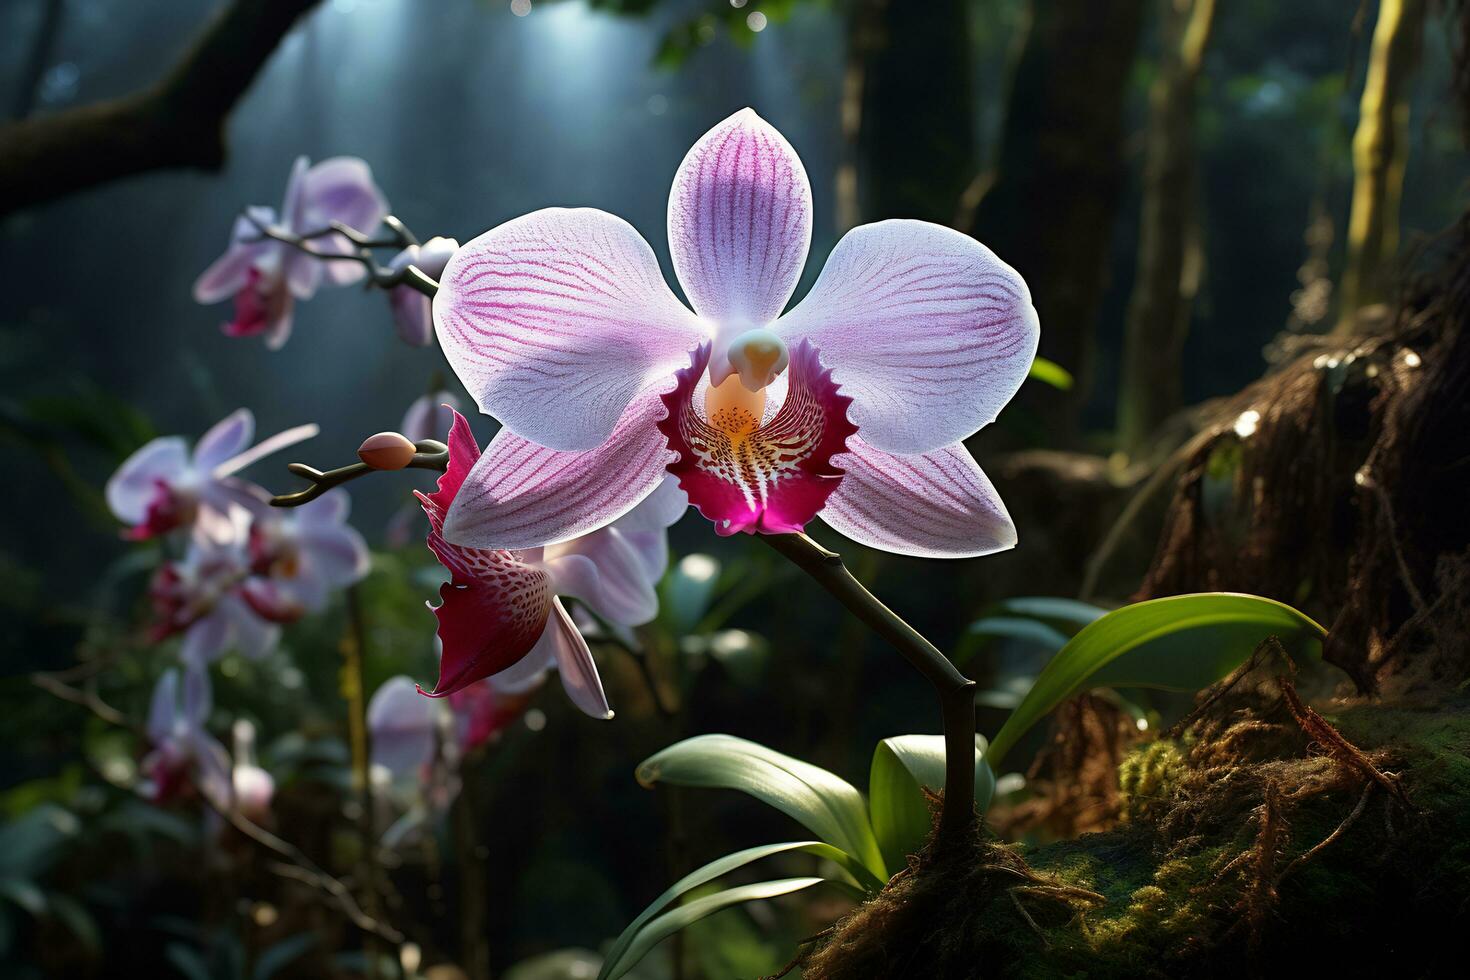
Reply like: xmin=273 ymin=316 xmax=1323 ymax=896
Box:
xmin=0 ymin=0 xmax=323 ymax=217
xmin=1117 ymin=0 xmax=1218 ymax=454
xmin=963 ymin=0 xmax=1147 ymax=442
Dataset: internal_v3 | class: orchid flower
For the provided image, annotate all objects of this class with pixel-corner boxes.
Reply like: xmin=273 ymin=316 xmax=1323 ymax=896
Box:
xmin=416 ymin=410 xmax=687 ymax=713
xmin=433 ymin=109 xmax=1038 ymax=558
xmin=107 ymin=409 xmax=315 ymax=541
xmin=194 ymin=156 xmax=389 ymax=349
xmin=149 ymin=512 xmax=282 ymax=666
xmin=141 ymin=666 xmax=233 ymax=808
xmin=387 ymin=237 xmax=460 ymax=346
xmin=246 ymin=489 xmax=371 ymax=618
xmin=369 ymin=676 xmax=440 ymax=784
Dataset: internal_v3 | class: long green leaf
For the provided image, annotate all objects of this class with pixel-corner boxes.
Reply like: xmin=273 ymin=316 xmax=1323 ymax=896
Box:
xmin=636 ymin=735 xmax=885 ymax=877
xmin=995 ymin=597 xmax=1108 ymax=631
xmin=598 ymin=840 xmax=876 ymax=980
xmin=869 ymin=735 xmax=996 ymax=873
xmin=987 ymin=593 xmax=1326 ymax=767
xmin=599 ymin=878 xmax=826 ymax=980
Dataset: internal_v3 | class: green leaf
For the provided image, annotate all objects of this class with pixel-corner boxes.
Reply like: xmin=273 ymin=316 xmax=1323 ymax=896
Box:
xmin=0 ymin=805 xmax=79 ymax=880
xmin=1027 ymin=357 xmax=1074 ymax=390
xmin=253 ymin=933 xmax=316 ymax=980
xmin=598 ymin=840 xmax=875 ymax=980
xmin=636 ymin=735 xmax=885 ymax=877
xmin=0 ymin=878 xmax=47 ymax=917
xmin=869 ymin=735 xmax=996 ymax=872
xmin=994 ymin=597 xmax=1108 ymax=631
xmin=987 ymin=593 xmax=1326 ymax=767
xmin=598 ymin=878 xmax=827 ymax=980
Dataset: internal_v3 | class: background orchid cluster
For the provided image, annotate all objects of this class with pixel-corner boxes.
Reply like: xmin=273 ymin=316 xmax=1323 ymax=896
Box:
xmin=104 ymin=406 xmax=368 ymax=814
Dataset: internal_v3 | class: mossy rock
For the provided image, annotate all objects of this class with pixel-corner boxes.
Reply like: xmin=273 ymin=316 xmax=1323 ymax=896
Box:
xmin=805 ymin=699 xmax=1470 ymax=979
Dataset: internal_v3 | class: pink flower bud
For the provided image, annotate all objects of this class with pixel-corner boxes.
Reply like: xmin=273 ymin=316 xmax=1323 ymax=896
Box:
xmin=358 ymin=432 xmax=417 ymax=470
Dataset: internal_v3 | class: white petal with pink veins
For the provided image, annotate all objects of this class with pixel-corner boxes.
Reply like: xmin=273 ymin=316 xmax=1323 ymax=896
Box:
xmin=819 ymin=437 xmax=1017 ymax=559
xmin=668 ymin=108 xmax=812 ymax=326
xmin=442 ymin=389 xmax=676 ymax=552
xmin=777 ymin=219 xmax=1039 ymax=455
xmin=435 ymin=208 xmax=704 ymax=452
xmin=106 ymin=437 xmax=190 ymax=524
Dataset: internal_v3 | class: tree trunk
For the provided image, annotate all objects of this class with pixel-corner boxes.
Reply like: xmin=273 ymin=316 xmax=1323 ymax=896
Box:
xmin=1117 ymin=0 xmax=1218 ymax=455
xmin=840 ymin=0 xmax=975 ymax=230
xmin=1337 ymin=0 xmax=1427 ymax=329
xmin=964 ymin=0 xmax=1147 ymax=443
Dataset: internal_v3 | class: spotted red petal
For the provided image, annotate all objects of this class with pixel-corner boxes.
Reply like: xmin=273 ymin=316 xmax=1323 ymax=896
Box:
xmin=416 ymin=409 xmax=554 ymax=698
xmin=658 ymin=340 xmax=855 ymax=536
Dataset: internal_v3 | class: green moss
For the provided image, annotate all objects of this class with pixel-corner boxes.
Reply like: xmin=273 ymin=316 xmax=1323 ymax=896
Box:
xmin=1004 ymin=700 xmax=1470 ymax=978
xmin=1117 ymin=739 xmax=1186 ymax=823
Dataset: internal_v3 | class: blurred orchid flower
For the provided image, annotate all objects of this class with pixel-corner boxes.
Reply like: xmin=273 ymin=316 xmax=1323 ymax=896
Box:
xmin=387 ymin=237 xmax=460 ymax=346
xmin=230 ymin=718 xmax=275 ymax=822
xmin=141 ymin=667 xmax=233 ymax=808
xmin=400 ymin=391 xmax=461 ymax=445
xmin=369 ymin=676 xmax=439 ymax=783
xmin=449 ymin=680 xmax=533 ymax=753
xmin=415 ymin=410 xmax=686 ymax=713
xmin=246 ymin=489 xmax=371 ymax=617
xmin=106 ymin=409 xmax=316 ymax=541
xmin=194 ymin=156 xmax=389 ymax=349
xmin=149 ymin=511 xmax=282 ymax=666
xmin=434 ymin=108 xmax=1038 ymax=558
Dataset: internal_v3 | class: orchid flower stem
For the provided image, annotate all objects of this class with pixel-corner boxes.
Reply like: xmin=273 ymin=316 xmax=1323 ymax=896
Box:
xmin=269 ymin=440 xmax=449 ymax=508
xmin=762 ymin=532 xmax=979 ymax=847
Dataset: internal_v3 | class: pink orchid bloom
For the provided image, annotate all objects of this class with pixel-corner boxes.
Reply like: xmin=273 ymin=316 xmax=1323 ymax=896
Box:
xmin=142 ymin=667 xmax=233 ymax=809
xmin=106 ymin=409 xmax=316 ymax=541
xmin=433 ymin=109 xmax=1038 ymax=558
xmin=388 ymin=237 xmax=461 ymax=346
xmin=416 ymin=410 xmax=686 ymax=714
xmin=194 ymin=156 xmax=389 ymax=349
xmin=149 ymin=514 xmax=283 ymax=666
xmin=246 ymin=489 xmax=371 ymax=616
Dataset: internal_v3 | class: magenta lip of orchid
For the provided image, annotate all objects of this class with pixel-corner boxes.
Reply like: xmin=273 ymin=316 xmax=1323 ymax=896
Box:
xmin=431 ymin=107 xmax=1040 ymax=559
xmin=414 ymin=409 xmax=685 ymax=708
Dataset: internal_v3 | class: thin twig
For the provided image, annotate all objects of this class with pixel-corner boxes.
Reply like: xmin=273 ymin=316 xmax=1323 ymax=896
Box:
xmin=243 ymin=212 xmax=440 ymax=297
xmin=270 ymin=440 xmax=448 ymax=508
xmin=32 ymin=672 xmax=131 ymax=728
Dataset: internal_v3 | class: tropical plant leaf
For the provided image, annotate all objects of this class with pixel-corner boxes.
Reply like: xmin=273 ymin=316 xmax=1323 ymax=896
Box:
xmin=995 ymin=597 xmax=1108 ymax=631
xmin=869 ymin=735 xmax=996 ymax=872
xmin=636 ymin=735 xmax=885 ymax=876
xmin=1027 ymin=356 xmax=1074 ymax=390
xmin=598 ymin=839 xmax=876 ymax=980
xmin=987 ymin=593 xmax=1326 ymax=767
xmin=598 ymin=877 xmax=827 ymax=980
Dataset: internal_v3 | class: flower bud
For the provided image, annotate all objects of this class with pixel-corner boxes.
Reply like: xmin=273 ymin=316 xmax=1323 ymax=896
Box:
xmin=358 ymin=431 xmax=417 ymax=470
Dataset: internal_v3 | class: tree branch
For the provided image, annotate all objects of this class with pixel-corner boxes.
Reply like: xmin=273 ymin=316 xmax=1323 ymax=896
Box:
xmin=0 ymin=0 xmax=324 ymax=217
